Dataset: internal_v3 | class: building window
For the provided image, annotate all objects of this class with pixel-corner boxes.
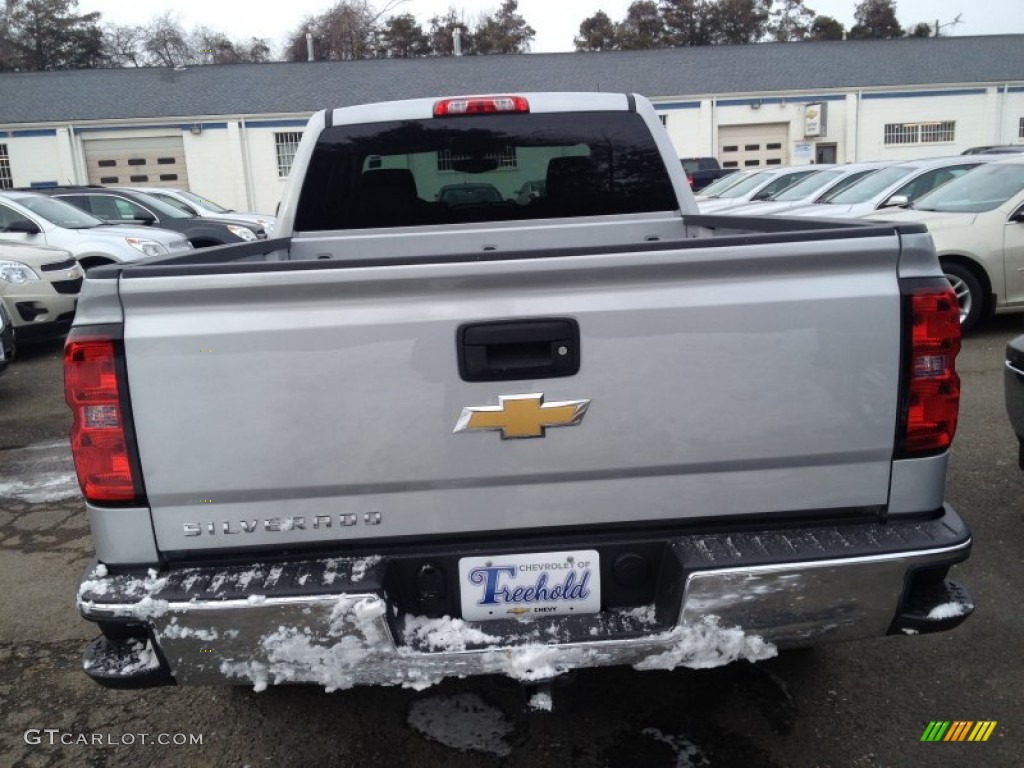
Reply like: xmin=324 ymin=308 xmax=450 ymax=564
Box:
xmin=884 ymin=121 xmax=956 ymax=146
xmin=0 ymin=145 xmax=11 ymax=189
xmin=437 ymin=146 xmax=517 ymax=172
xmin=1019 ymin=117 xmax=1024 ymax=139
xmin=275 ymin=132 xmax=303 ymax=178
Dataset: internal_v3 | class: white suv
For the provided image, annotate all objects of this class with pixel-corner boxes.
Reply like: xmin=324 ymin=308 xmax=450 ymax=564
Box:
xmin=0 ymin=192 xmax=191 ymax=270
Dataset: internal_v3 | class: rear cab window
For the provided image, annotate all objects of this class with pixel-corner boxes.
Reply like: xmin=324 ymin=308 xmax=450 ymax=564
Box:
xmin=294 ymin=111 xmax=677 ymax=231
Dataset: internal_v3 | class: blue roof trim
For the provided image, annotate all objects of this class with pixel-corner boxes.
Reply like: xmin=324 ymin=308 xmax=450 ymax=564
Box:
xmin=717 ymin=94 xmax=846 ymax=107
xmin=74 ymin=122 xmax=229 ymax=133
xmin=0 ymin=128 xmax=58 ymax=137
xmin=654 ymin=101 xmax=701 ymax=110
xmin=244 ymin=119 xmax=310 ymax=128
xmin=862 ymin=88 xmax=987 ymax=100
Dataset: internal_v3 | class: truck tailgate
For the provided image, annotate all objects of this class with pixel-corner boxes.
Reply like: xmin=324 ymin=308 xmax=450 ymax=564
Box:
xmin=119 ymin=236 xmax=903 ymax=553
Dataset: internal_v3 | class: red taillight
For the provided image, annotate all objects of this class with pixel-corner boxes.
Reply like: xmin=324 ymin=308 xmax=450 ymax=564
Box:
xmin=64 ymin=337 xmax=137 ymax=502
xmin=686 ymin=175 xmax=695 ymax=188
xmin=433 ymin=96 xmax=530 ymax=117
xmin=899 ymin=287 xmax=961 ymax=455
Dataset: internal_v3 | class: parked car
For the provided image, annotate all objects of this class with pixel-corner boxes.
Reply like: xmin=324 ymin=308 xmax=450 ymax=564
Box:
xmin=694 ymin=169 xmax=753 ymax=199
xmin=0 ymin=192 xmax=191 ymax=270
xmin=121 ymin=187 xmax=277 ymax=236
xmin=30 ymin=187 xmax=264 ymax=247
xmin=962 ymin=145 xmax=1024 ymax=155
xmin=1007 ymin=335 xmax=1024 ymax=469
xmin=438 ymin=183 xmax=504 ymax=206
xmin=514 ymin=180 xmax=546 ymax=204
xmin=680 ymin=157 xmax=736 ymax=192
xmin=716 ymin=162 xmax=890 ymax=217
xmin=865 ymin=157 xmax=1024 ymax=329
xmin=784 ymin=156 xmax=993 ymax=220
xmin=0 ymin=241 xmax=81 ymax=343
xmin=0 ymin=300 xmax=14 ymax=376
xmin=697 ymin=166 xmax=827 ymax=213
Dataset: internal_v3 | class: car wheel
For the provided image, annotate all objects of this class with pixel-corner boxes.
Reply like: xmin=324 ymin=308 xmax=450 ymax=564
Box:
xmin=941 ymin=262 xmax=984 ymax=332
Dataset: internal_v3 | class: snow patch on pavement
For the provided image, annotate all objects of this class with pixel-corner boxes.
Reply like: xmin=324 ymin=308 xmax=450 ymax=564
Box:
xmin=642 ymin=728 xmax=709 ymax=768
xmin=0 ymin=439 xmax=80 ymax=502
xmin=407 ymin=694 xmax=514 ymax=757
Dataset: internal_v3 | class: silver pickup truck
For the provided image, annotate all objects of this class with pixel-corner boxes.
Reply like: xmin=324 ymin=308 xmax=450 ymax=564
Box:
xmin=68 ymin=93 xmax=973 ymax=692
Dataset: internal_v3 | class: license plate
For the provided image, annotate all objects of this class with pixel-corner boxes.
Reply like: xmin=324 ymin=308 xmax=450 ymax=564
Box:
xmin=458 ymin=550 xmax=600 ymax=621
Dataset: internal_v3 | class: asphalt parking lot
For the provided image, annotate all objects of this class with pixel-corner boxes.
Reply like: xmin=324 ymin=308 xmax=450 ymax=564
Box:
xmin=1 ymin=317 xmax=1022 ymax=768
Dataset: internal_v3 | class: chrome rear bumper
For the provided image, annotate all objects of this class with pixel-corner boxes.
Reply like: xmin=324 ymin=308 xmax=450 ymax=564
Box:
xmin=78 ymin=505 xmax=973 ymax=689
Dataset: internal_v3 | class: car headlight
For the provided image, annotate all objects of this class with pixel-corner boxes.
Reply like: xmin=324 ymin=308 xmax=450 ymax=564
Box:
xmin=226 ymin=225 xmax=258 ymax=242
xmin=0 ymin=260 xmax=41 ymax=284
xmin=125 ymin=238 xmax=168 ymax=258
xmin=256 ymin=218 xmax=275 ymax=234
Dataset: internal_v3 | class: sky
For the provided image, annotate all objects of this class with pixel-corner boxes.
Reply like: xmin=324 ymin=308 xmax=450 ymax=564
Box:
xmin=77 ymin=0 xmax=1024 ymax=54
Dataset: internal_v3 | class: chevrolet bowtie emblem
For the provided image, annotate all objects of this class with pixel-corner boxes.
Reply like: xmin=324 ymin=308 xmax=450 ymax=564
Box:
xmin=454 ymin=393 xmax=590 ymax=439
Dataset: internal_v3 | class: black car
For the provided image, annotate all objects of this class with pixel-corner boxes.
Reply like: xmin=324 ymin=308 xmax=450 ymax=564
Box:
xmin=0 ymin=301 xmax=15 ymax=376
xmin=27 ymin=186 xmax=264 ymax=247
xmin=1006 ymin=335 xmax=1024 ymax=469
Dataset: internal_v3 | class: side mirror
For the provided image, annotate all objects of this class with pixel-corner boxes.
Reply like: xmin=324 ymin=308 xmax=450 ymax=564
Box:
xmin=5 ymin=219 xmax=41 ymax=234
xmin=880 ymin=194 xmax=910 ymax=209
xmin=134 ymin=214 xmax=156 ymax=225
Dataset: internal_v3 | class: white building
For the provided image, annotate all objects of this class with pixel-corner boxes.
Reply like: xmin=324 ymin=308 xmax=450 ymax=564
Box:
xmin=1 ymin=34 xmax=1022 ymax=213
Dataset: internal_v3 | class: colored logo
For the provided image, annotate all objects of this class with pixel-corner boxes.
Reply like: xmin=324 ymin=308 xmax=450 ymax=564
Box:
xmin=454 ymin=393 xmax=590 ymax=439
xmin=920 ymin=721 xmax=997 ymax=742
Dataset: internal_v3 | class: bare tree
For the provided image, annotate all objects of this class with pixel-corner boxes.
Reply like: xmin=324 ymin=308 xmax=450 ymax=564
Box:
xmin=284 ymin=0 xmax=407 ymax=61
xmin=142 ymin=12 xmax=191 ymax=67
xmin=102 ymin=23 xmax=145 ymax=67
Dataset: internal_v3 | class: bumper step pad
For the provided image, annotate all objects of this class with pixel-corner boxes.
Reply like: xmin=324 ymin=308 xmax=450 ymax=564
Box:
xmin=890 ymin=578 xmax=975 ymax=635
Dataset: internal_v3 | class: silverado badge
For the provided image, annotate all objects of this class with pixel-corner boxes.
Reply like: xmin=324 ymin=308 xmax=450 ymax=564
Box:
xmin=454 ymin=393 xmax=590 ymax=439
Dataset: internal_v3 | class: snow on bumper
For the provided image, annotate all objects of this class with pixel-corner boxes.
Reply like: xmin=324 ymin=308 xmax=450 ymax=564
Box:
xmin=77 ymin=509 xmax=973 ymax=690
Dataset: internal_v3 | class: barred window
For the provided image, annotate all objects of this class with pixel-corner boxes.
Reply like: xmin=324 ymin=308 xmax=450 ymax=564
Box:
xmin=884 ymin=121 xmax=956 ymax=146
xmin=437 ymin=146 xmax=517 ymax=172
xmin=274 ymin=132 xmax=303 ymax=178
xmin=0 ymin=145 xmax=11 ymax=190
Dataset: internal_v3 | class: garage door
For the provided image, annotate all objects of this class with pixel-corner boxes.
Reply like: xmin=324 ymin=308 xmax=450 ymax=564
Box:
xmin=83 ymin=136 xmax=188 ymax=188
xmin=718 ymin=124 xmax=789 ymax=170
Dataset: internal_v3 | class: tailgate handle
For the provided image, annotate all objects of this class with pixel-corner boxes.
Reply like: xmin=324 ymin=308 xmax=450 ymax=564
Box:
xmin=457 ymin=319 xmax=580 ymax=382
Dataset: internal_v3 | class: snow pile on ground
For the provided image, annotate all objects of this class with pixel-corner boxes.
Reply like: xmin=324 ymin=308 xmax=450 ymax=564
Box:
xmin=407 ymin=694 xmax=514 ymax=757
xmin=0 ymin=440 xmax=80 ymax=502
xmin=642 ymin=728 xmax=709 ymax=768
xmin=633 ymin=615 xmax=776 ymax=670
xmin=527 ymin=691 xmax=552 ymax=712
